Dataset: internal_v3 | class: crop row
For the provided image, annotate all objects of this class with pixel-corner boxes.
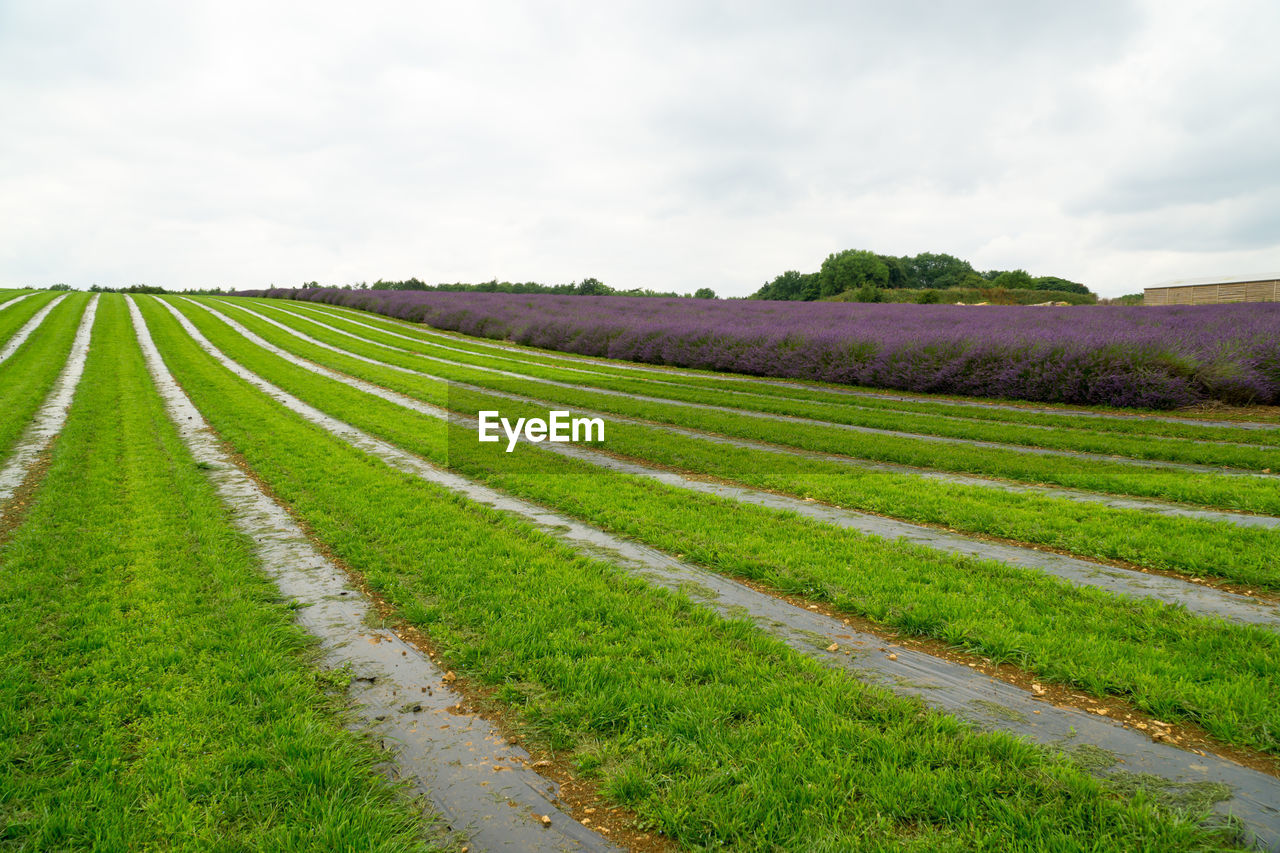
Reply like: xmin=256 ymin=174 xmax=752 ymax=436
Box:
xmin=200 ymin=296 xmax=1280 ymax=585
xmin=231 ymin=299 xmax=1280 ymax=509
xmin=135 ymin=294 xmax=1260 ymax=850
xmin=182 ymin=299 xmax=1280 ymax=631
xmin=5 ymin=291 xmax=1276 ymax=849
xmin=126 ymin=297 xmax=608 ymax=852
xmin=164 ymin=296 xmax=1280 ymax=761
xmin=239 ymin=287 xmax=1280 ymax=408
xmin=0 ymin=294 xmax=89 ymax=467
xmin=0 ymin=296 xmax=441 ymax=850
xmin=242 ymin=299 xmax=1280 ymax=470
xmin=276 ymin=299 xmax=1280 ymax=443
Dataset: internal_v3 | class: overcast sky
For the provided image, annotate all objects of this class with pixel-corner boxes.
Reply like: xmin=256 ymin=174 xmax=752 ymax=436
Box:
xmin=2 ymin=1 xmax=1277 ymax=297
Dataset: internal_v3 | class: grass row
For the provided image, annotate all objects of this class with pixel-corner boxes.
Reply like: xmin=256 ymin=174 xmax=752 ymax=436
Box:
xmin=162 ymin=296 xmax=1280 ymax=758
xmin=0 ymin=291 xmax=59 ymax=350
xmin=266 ymin=298 xmax=1280 ymax=447
xmin=223 ymin=298 xmax=1280 ymax=508
xmin=191 ymin=298 xmax=1280 ymax=588
xmin=0 ymin=296 xmax=439 ymax=851
xmin=139 ymin=294 xmax=1236 ymax=851
xmin=0 ymin=290 xmax=35 ymax=307
xmin=240 ymin=298 xmax=1280 ymax=470
xmin=0 ymin=294 xmax=88 ymax=465
xmin=200 ymin=297 xmax=1280 ymax=534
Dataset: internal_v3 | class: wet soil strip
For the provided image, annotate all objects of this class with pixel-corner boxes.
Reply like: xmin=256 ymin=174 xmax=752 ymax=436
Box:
xmin=0 ymin=294 xmax=67 ymax=364
xmin=0 ymin=292 xmax=35 ymax=310
xmin=161 ymin=298 xmax=1280 ymax=850
xmin=268 ymin=303 xmax=1273 ymax=451
xmin=188 ymin=299 xmax=1280 ymax=630
xmin=221 ymin=303 xmax=1280 ymax=531
xmin=129 ymin=299 xmax=620 ymax=853
xmin=222 ymin=300 xmax=1279 ymax=480
xmin=0 ymin=296 xmax=96 ymax=504
xmin=280 ymin=300 xmax=1280 ymax=433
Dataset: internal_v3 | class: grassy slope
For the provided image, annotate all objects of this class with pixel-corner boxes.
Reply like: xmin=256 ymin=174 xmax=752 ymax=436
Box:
xmin=0 ymin=296 xmax=438 ymax=851
xmin=137 ymin=295 xmax=1237 ymax=852
xmin=270 ymin=297 xmax=1280 ymax=424
xmin=164 ymin=297 xmax=1280 ymax=757
xmin=253 ymin=298 xmax=1280 ymax=453
xmin=212 ymin=299 xmax=1280 ymax=515
xmin=0 ymin=291 xmax=35 ymax=307
xmin=0 ymin=292 xmax=59 ymax=349
xmin=0 ymin=294 xmax=87 ymax=465
xmin=240 ymin=300 xmax=1279 ymax=471
xmin=192 ymin=299 xmax=1280 ymax=587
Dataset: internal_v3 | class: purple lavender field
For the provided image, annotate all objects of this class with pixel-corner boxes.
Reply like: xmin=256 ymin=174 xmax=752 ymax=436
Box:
xmin=242 ymin=288 xmax=1280 ymax=409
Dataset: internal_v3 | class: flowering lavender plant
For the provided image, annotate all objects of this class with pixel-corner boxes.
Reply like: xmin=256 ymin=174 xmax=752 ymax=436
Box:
xmin=238 ymin=289 xmax=1280 ymax=409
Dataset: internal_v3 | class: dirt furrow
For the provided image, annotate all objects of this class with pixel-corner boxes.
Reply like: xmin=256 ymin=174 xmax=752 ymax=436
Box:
xmin=161 ymin=297 xmax=1280 ymax=850
xmin=129 ymin=297 xmax=620 ymax=853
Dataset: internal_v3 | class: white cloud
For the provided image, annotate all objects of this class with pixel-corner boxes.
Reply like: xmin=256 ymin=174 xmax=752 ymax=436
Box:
xmin=2 ymin=0 xmax=1278 ymax=296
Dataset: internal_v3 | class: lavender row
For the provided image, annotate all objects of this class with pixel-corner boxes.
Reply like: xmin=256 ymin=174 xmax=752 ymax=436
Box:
xmin=237 ymin=289 xmax=1280 ymax=409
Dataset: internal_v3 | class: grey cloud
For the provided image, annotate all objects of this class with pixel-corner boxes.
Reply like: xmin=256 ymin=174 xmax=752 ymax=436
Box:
xmin=1097 ymin=189 xmax=1280 ymax=253
xmin=0 ymin=0 xmax=1277 ymax=297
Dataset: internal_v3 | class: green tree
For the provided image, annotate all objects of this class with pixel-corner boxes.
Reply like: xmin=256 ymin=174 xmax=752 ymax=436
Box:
xmin=693 ymin=287 xmax=716 ymax=299
xmin=877 ymin=255 xmax=909 ymax=289
xmin=1032 ymin=276 xmax=1090 ymax=294
xmin=575 ymin=277 xmax=611 ymax=295
xmin=818 ymin=249 xmax=889 ymax=298
xmin=900 ymin=252 xmax=974 ymax=289
xmin=991 ymin=269 xmax=1034 ymax=289
xmin=751 ymin=270 xmax=815 ymax=301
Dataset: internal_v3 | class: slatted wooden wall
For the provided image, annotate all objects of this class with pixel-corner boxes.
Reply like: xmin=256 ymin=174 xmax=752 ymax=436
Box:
xmin=1144 ymin=279 xmax=1280 ymax=305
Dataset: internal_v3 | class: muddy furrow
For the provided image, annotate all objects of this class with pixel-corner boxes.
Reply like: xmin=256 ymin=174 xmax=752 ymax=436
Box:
xmin=0 ymin=296 xmax=96 ymax=504
xmin=218 ymin=303 xmax=1280 ymax=531
xmin=278 ymin=300 xmax=1280 ymax=433
xmin=0 ymin=293 xmax=35 ymax=311
xmin=0 ymin=294 xmax=67 ymax=364
xmin=160 ymin=297 xmax=1280 ymax=850
xmin=185 ymin=298 xmax=1280 ymax=630
xmin=129 ymin=298 xmax=619 ymax=853
xmin=264 ymin=302 xmax=1274 ymax=451
xmin=218 ymin=300 xmax=1280 ymax=480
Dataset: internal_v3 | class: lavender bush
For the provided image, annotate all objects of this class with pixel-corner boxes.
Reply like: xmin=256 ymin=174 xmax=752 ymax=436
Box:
xmin=238 ymin=288 xmax=1280 ymax=409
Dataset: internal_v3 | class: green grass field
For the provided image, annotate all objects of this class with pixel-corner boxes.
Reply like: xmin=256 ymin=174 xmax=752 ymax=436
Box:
xmin=2 ymin=289 xmax=1278 ymax=851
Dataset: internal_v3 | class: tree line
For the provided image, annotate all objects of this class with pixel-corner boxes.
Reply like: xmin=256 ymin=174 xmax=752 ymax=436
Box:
xmin=751 ymin=251 xmax=1090 ymax=301
xmin=34 ymin=279 xmax=720 ymax=299
xmin=303 ymin=278 xmax=717 ymax=299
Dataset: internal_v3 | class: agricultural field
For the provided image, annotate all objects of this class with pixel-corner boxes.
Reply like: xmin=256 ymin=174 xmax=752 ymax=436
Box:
xmin=243 ymin=287 xmax=1280 ymax=409
xmin=2 ymin=289 xmax=1279 ymax=851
